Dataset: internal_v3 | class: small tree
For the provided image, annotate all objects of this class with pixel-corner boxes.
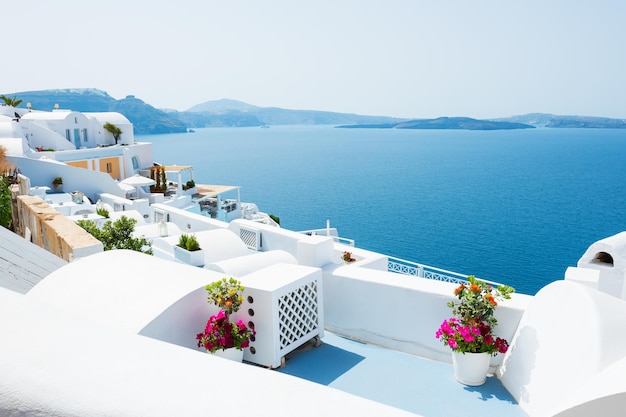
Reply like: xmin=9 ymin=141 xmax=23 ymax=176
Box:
xmin=103 ymin=122 xmax=122 ymax=145
xmin=76 ymin=215 xmax=152 ymax=254
xmin=160 ymin=166 xmax=167 ymax=191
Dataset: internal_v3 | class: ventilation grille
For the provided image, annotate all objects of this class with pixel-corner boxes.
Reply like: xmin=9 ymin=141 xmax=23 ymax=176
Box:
xmin=240 ymin=226 xmax=261 ymax=250
xmin=277 ymin=280 xmax=319 ymax=350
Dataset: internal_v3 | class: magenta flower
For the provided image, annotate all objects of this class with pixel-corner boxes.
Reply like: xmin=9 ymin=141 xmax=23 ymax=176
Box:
xmin=196 ymin=309 xmax=254 ymax=353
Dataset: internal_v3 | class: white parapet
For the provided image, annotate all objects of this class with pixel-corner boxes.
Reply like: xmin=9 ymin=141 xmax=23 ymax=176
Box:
xmin=564 ymin=266 xmax=600 ymax=290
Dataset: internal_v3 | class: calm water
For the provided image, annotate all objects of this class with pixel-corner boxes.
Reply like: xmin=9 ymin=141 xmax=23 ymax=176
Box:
xmin=144 ymin=126 xmax=626 ymax=295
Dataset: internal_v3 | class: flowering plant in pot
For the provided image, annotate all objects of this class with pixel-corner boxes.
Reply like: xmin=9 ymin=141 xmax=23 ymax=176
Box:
xmin=196 ymin=277 xmax=254 ymax=358
xmin=435 ymin=275 xmax=514 ymax=385
xmin=52 ymin=176 xmax=63 ymax=191
xmin=436 ymin=276 xmax=514 ymax=355
xmin=196 ymin=309 xmax=254 ymax=353
xmin=342 ymin=251 xmax=356 ymax=263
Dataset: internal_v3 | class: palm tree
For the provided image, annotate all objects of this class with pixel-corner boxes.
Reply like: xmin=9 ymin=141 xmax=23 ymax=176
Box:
xmin=0 ymin=95 xmax=23 ymax=108
xmin=103 ymin=122 xmax=123 ymax=145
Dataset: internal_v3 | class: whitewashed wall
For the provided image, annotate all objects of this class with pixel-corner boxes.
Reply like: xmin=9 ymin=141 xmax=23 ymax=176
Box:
xmin=1 ymin=283 xmax=417 ymax=417
xmin=322 ymin=263 xmax=530 ymax=367
xmin=499 ymin=280 xmax=626 ymax=417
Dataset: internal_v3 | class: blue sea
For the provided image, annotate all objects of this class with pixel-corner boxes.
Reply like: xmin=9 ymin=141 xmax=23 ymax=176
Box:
xmin=145 ymin=125 xmax=626 ymax=295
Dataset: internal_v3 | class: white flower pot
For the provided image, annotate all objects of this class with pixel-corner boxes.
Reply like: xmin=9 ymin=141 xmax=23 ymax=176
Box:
xmin=211 ymin=348 xmax=244 ymax=362
xmin=173 ymin=246 xmax=205 ymax=267
xmin=452 ymin=351 xmax=490 ymax=386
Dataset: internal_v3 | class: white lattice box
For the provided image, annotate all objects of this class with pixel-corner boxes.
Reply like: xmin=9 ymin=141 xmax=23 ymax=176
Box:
xmin=236 ymin=263 xmax=324 ymax=368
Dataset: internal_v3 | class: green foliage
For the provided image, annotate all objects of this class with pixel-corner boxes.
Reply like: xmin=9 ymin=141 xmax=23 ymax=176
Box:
xmin=178 ymin=233 xmax=188 ymax=249
xmin=0 ymin=176 xmax=12 ymax=229
xmin=96 ymin=206 xmax=109 ymax=218
xmin=183 ymin=179 xmax=195 ymax=190
xmin=76 ymin=216 xmax=152 ymax=254
xmin=178 ymin=233 xmax=200 ymax=251
xmin=447 ymin=276 xmax=514 ymax=329
xmin=160 ymin=168 xmax=167 ymax=190
xmin=269 ymin=214 xmax=280 ymax=225
xmin=0 ymin=94 xmax=23 ymax=107
xmin=103 ymin=122 xmax=122 ymax=144
xmin=52 ymin=177 xmax=63 ymax=185
xmin=205 ymin=277 xmax=245 ymax=315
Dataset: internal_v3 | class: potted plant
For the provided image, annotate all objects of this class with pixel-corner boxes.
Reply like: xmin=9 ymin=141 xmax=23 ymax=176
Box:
xmin=196 ymin=277 xmax=254 ymax=361
xmin=342 ymin=251 xmax=356 ymax=263
xmin=95 ymin=202 xmax=110 ymax=218
xmin=204 ymin=277 xmax=245 ymax=315
xmin=174 ymin=233 xmax=204 ymax=266
xmin=435 ymin=275 xmax=514 ymax=386
xmin=52 ymin=177 xmax=63 ymax=192
xmin=182 ymin=179 xmax=196 ymax=191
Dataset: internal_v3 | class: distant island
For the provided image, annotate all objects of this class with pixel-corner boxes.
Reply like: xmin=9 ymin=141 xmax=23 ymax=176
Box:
xmin=337 ymin=117 xmax=535 ymax=130
xmin=492 ymin=113 xmax=626 ymax=129
xmin=2 ymin=89 xmax=625 ymax=134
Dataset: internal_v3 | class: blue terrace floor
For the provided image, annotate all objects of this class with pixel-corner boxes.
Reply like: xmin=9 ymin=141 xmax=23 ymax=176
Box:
xmin=277 ymin=332 xmax=527 ymax=417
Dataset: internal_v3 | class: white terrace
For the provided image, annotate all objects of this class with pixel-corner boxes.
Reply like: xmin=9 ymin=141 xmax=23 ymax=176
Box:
xmin=3 ymin=184 xmax=626 ymax=415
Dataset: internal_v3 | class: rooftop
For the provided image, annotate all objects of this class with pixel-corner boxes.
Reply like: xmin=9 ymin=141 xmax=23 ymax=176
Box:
xmin=278 ymin=332 xmax=525 ymax=417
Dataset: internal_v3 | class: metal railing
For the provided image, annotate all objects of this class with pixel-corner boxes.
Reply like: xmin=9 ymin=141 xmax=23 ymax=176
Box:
xmin=387 ymin=256 xmax=504 ymax=286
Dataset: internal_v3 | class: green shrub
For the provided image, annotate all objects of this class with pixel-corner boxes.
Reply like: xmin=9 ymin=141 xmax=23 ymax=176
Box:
xmin=77 ymin=216 xmax=152 ymax=255
xmin=178 ymin=233 xmax=201 ymax=251
xmin=96 ymin=206 xmax=109 ymax=218
xmin=0 ymin=176 xmax=12 ymax=229
xmin=269 ymin=214 xmax=280 ymax=225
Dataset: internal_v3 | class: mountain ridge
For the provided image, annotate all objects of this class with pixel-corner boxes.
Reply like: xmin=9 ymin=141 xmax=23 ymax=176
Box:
xmin=3 ymin=89 xmax=626 ymax=133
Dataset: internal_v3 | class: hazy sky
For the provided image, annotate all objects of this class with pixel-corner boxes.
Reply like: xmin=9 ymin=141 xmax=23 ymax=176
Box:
xmin=3 ymin=1 xmax=625 ymax=119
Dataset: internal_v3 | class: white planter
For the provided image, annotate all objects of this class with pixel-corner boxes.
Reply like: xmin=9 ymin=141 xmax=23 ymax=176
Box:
xmin=211 ymin=348 xmax=244 ymax=362
xmin=452 ymin=351 xmax=490 ymax=386
xmin=174 ymin=246 xmax=205 ymax=267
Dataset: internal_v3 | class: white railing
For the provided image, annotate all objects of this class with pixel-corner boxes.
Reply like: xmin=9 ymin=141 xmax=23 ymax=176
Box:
xmin=387 ymin=256 xmax=504 ymax=286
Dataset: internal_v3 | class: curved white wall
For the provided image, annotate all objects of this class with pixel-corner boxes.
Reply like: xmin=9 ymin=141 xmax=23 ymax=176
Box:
xmin=577 ymin=231 xmax=626 ymax=298
xmin=1 ymin=286 xmax=417 ymax=417
xmin=26 ymin=250 xmax=223 ymax=350
xmin=498 ymin=280 xmax=626 ymax=417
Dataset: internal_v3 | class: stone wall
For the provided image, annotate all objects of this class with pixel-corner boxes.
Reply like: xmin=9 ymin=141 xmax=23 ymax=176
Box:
xmin=13 ymin=193 xmax=102 ymax=261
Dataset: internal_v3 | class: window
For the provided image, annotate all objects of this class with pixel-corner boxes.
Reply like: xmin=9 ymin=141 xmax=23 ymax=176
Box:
xmin=131 ymin=156 xmax=140 ymax=170
xmin=74 ymin=117 xmax=78 ymax=124
xmin=66 ymin=129 xmax=71 ymax=141
xmin=83 ymin=129 xmax=88 ymax=142
xmin=106 ymin=163 xmax=112 ymax=173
